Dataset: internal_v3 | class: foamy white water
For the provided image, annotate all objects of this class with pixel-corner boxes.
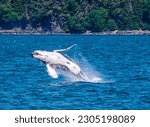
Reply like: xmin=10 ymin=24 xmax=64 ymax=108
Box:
xmin=75 ymin=54 xmax=103 ymax=83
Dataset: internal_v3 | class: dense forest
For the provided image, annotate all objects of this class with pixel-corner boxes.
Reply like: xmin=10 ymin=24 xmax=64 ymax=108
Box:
xmin=0 ymin=0 xmax=150 ymax=33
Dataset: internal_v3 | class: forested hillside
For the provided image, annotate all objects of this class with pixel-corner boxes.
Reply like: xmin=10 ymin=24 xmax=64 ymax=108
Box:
xmin=0 ymin=0 xmax=150 ymax=33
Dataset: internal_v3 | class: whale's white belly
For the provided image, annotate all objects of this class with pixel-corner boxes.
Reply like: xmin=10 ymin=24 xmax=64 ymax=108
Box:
xmin=48 ymin=52 xmax=81 ymax=75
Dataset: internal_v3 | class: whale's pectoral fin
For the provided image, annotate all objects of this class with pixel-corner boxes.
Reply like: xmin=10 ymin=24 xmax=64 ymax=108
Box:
xmin=46 ymin=64 xmax=58 ymax=78
xmin=53 ymin=44 xmax=77 ymax=52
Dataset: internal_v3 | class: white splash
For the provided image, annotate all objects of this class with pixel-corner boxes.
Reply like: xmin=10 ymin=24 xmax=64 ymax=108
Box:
xmin=56 ymin=53 xmax=104 ymax=83
xmin=75 ymin=55 xmax=103 ymax=83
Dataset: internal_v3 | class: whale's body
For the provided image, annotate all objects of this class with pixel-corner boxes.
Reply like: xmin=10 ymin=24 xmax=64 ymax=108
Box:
xmin=32 ymin=45 xmax=89 ymax=81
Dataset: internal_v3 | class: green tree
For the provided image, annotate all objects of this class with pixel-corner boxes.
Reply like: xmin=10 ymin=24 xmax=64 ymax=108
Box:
xmin=67 ymin=0 xmax=79 ymax=14
xmin=0 ymin=0 xmax=149 ymax=32
xmin=0 ymin=3 xmax=23 ymax=29
xmin=85 ymin=8 xmax=109 ymax=32
xmin=107 ymin=19 xmax=118 ymax=30
xmin=142 ymin=0 xmax=150 ymax=29
xmin=0 ymin=4 xmax=21 ymax=22
xmin=67 ymin=15 xmax=84 ymax=33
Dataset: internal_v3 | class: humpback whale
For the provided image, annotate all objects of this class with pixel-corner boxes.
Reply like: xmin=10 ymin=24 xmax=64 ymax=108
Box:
xmin=32 ymin=45 xmax=89 ymax=81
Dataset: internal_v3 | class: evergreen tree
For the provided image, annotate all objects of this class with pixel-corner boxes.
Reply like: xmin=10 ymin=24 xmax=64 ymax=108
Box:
xmin=0 ymin=0 xmax=149 ymax=32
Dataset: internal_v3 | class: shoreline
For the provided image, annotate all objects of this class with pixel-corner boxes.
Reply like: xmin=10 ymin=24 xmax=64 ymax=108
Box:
xmin=0 ymin=29 xmax=150 ymax=35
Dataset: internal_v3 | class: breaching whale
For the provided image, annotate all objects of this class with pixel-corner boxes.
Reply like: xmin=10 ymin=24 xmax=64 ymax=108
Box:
xmin=32 ymin=45 xmax=89 ymax=81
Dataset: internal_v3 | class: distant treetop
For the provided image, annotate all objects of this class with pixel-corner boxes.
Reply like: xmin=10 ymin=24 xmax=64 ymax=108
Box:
xmin=0 ymin=0 xmax=149 ymax=33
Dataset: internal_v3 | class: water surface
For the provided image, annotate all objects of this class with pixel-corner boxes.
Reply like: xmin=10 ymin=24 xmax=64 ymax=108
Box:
xmin=0 ymin=35 xmax=150 ymax=109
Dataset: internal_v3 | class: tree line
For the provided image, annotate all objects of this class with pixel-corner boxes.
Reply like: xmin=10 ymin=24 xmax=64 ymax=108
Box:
xmin=0 ymin=0 xmax=150 ymax=33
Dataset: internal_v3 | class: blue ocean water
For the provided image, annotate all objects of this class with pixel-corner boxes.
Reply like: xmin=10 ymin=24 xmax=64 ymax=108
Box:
xmin=0 ymin=35 xmax=150 ymax=110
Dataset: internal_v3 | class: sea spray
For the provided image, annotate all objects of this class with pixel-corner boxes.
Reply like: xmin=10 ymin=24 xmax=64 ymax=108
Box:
xmin=73 ymin=54 xmax=103 ymax=83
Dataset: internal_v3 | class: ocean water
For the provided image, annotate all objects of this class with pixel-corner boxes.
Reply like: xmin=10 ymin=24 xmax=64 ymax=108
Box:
xmin=0 ymin=35 xmax=150 ymax=110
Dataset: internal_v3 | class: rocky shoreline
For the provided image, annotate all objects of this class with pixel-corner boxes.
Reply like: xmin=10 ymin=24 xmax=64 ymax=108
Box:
xmin=84 ymin=30 xmax=150 ymax=35
xmin=0 ymin=29 xmax=150 ymax=35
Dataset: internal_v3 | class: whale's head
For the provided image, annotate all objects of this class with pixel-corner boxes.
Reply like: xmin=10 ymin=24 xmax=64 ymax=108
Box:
xmin=32 ymin=50 xmax=52 ymax=63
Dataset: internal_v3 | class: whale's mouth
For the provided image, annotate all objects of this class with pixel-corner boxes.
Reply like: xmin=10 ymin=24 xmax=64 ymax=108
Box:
xmin=32 ymin=52 xmax=40 ymax=56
